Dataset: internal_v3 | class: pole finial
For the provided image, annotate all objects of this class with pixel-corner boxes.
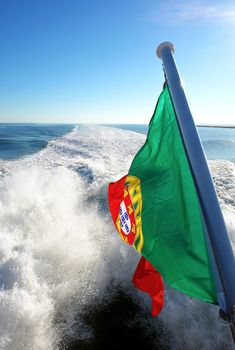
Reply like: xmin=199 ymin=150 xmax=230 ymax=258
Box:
xmin=156 ymin=42 xmax=175 ymax=59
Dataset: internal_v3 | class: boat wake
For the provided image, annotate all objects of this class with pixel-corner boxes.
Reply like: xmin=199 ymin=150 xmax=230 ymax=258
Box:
xmin=0 ymin=125 xmax=234 ymax=349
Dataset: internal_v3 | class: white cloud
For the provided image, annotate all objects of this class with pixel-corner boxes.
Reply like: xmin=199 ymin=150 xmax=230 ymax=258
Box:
xmin=176 ymin=2 xmax=235 ymax=21
xmin=156 ymin=1 xmax=235 ymax=23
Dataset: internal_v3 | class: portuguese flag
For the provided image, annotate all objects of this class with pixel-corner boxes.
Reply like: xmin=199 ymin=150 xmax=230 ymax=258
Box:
xmin=108 ymin=86 xmax=216 ymax=316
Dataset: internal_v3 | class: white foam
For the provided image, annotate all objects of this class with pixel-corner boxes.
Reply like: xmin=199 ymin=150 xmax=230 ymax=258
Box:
xmin=0 ymin=125 xmax=234 ymax=349
xmin=209 ymin=160 xmax=235 ymax=247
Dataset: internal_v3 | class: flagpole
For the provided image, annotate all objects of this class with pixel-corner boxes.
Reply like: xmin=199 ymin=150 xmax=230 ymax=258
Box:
xmin=156 ymin=42 xmax=235 ymax=328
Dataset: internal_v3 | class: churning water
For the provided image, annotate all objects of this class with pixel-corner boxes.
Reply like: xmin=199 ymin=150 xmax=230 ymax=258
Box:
xmin=0 ymin=125 xmax=234 ymax=349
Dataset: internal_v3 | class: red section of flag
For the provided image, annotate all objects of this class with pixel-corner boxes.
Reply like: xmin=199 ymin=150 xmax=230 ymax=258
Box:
xmin=108 ymin=175 xmax=137 ymax=245
xmin=132 ymin=256 xmax=164 ymax=316
xmin=108 ymin=175 xmax=127 ymax=227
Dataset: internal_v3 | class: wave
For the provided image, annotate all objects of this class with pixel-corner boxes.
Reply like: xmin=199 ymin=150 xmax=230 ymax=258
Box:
xmin=0 ymin=124 xmax=75 ymax=161
xmin=0 ymin=125 xmax=234 ymax=349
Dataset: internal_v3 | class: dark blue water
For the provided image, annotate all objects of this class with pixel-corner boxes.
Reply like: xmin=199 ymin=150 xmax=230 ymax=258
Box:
xmin=198 ymin=127 xmax=235 ymax=162
xmin=0 ymin=124 xmax=74 ymax=159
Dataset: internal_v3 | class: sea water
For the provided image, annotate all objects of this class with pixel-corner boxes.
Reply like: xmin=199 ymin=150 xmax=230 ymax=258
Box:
xmin=0 ymin=124 xmax=234 ymax=350
xmin=0 ymin=124 xmax=74 ymax=160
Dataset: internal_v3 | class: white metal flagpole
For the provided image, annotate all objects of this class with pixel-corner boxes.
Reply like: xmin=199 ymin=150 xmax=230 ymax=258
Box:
xmin=156 ymin=42 xmax=235 ymax=331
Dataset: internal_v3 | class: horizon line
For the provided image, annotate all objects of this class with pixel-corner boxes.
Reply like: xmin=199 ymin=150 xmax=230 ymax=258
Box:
xmin=0 ymin=122 xmax=234 ymax=129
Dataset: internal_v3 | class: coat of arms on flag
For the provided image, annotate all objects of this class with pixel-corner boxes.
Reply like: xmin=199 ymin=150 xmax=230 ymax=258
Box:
xmin=108 ymin=175 xmax=144 ymax=253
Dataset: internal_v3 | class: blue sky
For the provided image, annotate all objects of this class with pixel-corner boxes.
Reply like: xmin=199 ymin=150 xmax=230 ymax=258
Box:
xmin=0 ymin=0 xmax=235 ymax=124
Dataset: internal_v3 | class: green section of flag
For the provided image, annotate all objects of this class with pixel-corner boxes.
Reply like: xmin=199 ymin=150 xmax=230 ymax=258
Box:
xmin=129 ymin=87 xmax=216 ymax=303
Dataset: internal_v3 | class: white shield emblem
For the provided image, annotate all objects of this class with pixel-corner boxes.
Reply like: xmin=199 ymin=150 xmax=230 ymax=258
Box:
xmin=120 ymin=201 xmax=131 ymax=235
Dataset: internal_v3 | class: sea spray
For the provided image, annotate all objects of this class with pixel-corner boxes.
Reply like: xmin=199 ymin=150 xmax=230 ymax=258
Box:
xmin=0 ymin=125 xmax=234 ymax=349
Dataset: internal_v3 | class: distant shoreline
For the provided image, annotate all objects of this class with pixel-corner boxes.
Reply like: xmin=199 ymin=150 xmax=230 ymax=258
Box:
xmin=106 ymin=123 xmax=235 ymax=129
xmin=197 ymin=125 xmax=235 ymax=129
xmin=112 ymin=124 xmax=235 ymax=129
